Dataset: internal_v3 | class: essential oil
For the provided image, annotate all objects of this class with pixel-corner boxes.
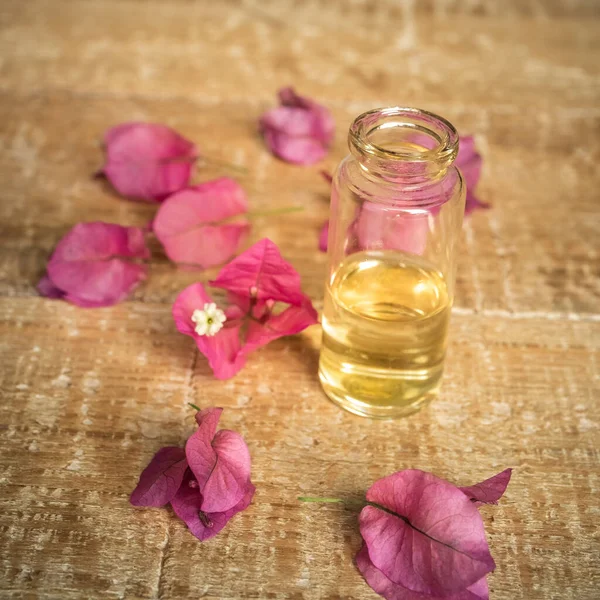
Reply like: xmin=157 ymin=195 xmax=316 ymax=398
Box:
xmin=319 ymin=250 xmax=451 ymax=418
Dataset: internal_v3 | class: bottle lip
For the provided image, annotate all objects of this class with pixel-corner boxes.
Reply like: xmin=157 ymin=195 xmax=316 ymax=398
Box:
xmin=348 ymin=107 xmax=459 ymax=167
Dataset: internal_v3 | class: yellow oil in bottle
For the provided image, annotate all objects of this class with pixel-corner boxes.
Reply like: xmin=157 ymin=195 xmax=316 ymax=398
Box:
xmin=319 ymin=250 xmax=451 ymax=418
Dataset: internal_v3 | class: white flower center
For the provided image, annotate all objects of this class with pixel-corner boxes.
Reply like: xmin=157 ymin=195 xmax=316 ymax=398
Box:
xmin=191 ymin=303 xmax=226 ymax=337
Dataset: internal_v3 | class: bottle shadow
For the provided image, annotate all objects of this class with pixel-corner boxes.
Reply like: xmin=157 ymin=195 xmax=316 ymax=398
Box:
xmin=284 ymin=325 xmax=322 ymax=379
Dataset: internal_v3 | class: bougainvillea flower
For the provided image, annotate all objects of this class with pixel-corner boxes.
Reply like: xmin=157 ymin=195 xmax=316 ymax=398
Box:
xmin=356 ymin=545 xmax=489 ymax=600
xmin=131 ymin=407 xmax=254 ymax=542
xmin=173 ymin=239 xmax=318 ymax=379
xmin=457 ymin=135 xmax=489 ymax=214
xmin=260 ymin=87 xmax=334 ymax=165
xmin=460 ymin=468 xmax=512 ymax=506
xmin=38 ymin=222 xmax=150 ymax=307
xmin=99 ymin=122 xmax=198 ymax=202
xmin=153 ymin=177 xmax=250 ymax=268
xmin=359 ymin=470 xmax=495 ymax=597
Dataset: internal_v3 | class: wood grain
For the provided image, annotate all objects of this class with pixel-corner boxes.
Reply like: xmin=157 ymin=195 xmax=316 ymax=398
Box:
xmin=0 ymin=1 xmax=599 ymax=598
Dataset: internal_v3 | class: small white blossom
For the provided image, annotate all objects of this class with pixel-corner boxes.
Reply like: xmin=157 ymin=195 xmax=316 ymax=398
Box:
xmin=191 ymin=303 xmax=226 ymax=337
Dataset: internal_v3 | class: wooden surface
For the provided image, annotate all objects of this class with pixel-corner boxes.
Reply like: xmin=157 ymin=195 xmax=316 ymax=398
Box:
xmin=1 ymin=1 xmax=599 ymax=598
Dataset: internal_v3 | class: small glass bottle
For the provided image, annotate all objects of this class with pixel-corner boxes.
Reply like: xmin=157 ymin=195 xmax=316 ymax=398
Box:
xmin=319 ymin=107 xmax=465 ymax=419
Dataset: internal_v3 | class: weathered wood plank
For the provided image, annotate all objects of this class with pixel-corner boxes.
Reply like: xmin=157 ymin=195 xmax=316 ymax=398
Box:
xmin=1 ymin=300 xmax=599 ymax=598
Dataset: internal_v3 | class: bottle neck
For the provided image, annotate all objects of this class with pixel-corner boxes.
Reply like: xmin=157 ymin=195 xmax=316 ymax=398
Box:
xmin=349 ymin=107 xmax=459 ymax=184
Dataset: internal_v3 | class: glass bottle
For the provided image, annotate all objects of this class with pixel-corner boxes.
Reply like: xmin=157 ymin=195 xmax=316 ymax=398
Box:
xmin=319 ymin=107 xmax=465 ymax=419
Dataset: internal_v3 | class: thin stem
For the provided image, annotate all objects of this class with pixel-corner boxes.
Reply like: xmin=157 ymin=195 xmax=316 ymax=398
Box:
xmin=200 ymin=156 xmax=248 ymax=176
xmin=298 ymin=496 xmax=345 ymax=503
xmin=298 ymin=496 xmax=367 ymax=510
xmin=188 ymin=402 xmax=201 ymax=411
xmin=247 ymin=206 xmax=304 ymax=218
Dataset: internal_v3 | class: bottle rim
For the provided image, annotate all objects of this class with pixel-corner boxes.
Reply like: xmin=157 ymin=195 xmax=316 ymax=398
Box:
xmin=348 ymin=107 xmax=459 ymax=169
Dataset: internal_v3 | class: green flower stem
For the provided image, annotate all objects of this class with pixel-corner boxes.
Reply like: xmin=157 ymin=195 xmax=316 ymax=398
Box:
xmin=298 ymin=496 xmax=345 ymax=503
xmin=298 ymin=496 xmax=401 ymax=516
xmin=188 ymin=402 xmax=201 ymax=411
xmin=298 ymin=496 xmax=368 ymax=510
xmin=200 ymin=157 xmax=248 ymax=175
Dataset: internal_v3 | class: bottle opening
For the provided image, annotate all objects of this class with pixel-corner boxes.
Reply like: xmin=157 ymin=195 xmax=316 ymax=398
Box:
xmin=349 ymin=107 xmax=459 ymax=178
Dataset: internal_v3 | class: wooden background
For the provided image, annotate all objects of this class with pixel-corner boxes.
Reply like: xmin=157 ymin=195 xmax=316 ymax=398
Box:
xmin=1 ymin=1 xmax=599 ymax=598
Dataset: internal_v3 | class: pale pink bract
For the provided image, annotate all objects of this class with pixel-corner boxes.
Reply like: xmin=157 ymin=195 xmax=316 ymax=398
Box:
xmin=186 ymin=407 xmax=252 ymax=513
xmin=241 ymin=296 xmax=318 ymax=356
xmin=460 ymin=468 xmax=513 ymax=506
xmin=356 ymin=545 xmax=489 ymax=600
xmin=37 ymin=274 xmax=65 ymax=300
xmin=38 ymin=222 xmax=150 ymax=308
xmin=457 ymin=135 xmax=489 ymax=214
xmin=153 ymin=177 xmax=250 ymax=268
xmin=130 ymin=447 xmax=188 ymax=507
xmin=100 ymin=122 xmax=198 ymax=202
xmin=353 ymin=467 xmax=510 ymax=600
xmin=172 ymin=282 xmax=246 ymax=380
xmin=260 ymin=87 xmax=334 ymax=165
xmin=210 ymin=238 xmax=307 ymax=306
xmin=359 ymin=470 xmax=495 ymax=597
xmin=171 ymin=470 xmax=255 ymax=542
